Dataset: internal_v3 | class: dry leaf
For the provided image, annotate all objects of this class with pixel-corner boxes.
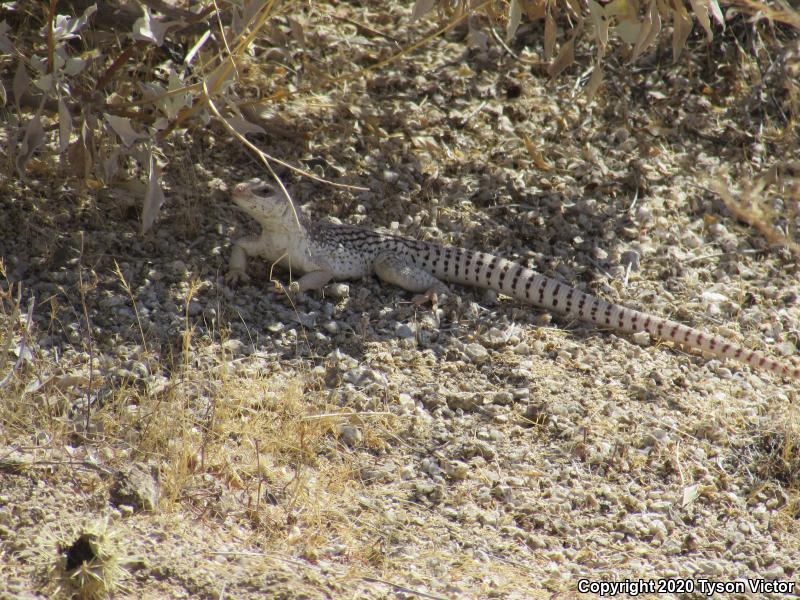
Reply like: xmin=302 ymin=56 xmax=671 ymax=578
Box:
xmin=615 ymin=18 xmax=642 ymax=44
xmin=588 ymin=0 xmax=609 ymax=48
xmin=205 ymin=58 xmax=238 ymax=96
xmin=411 ymin=0 xmax=437 ymax=20
xmin=707 ymin=0 xmax=724 ymax=28
xmin=585 ymin=64 xmax=604 ymax=100
xmin=682 ymin=484 xmax=700 ymax=507
xmin=12 ymin=59 xmax=29 ymax=110
xmin=548 ymin=36 xmax=575 ymax=77
xmin=288 ymin=17 xmax=305 ymax=46
xmin=157 ymin=67 xmax=192 ymax=119
xmin=15 ymin=113 xmax=45 ymax=176
xmin=226 ymin=115 xmax=266 ymax=137
xmin=520 ymin=133 xmax=552 ymax=171
xmin=132 ymin=5 xmax=176 ymax=46
xmin=105 ymin=114 xmax=147 ymax=147
xmin=641 ymin=1 xmax=662 ymax=58
xmin=605 ymin=0 xmax=636 ymax=18
xmin=544 ymin=12 xmax=556 ymax=61
xmin=0 ymin=20 xmax=13 ymax=53
xmin=142 ymin=151 xmax=165 ymax=234
xmin=689 ymin=0 xmax=713 ymax=41
xmin=672 ymin=5 xmax=693 ymax=62
xmin=52 ymin=3 xmax=97 ymax=42
xmin=231 ymin=0 xmax=266 ymax=35
xmin=507 ymin=0 xmax=523 ymax=41
xmin=58 ymin=97 xmax=72 ymax=154
xmin=524 ymin=0 xmax=547 ymax=20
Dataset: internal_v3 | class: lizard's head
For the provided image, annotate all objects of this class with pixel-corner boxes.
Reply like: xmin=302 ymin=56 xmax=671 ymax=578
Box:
xmin=231 ymin=179 xmax=296 ymax=226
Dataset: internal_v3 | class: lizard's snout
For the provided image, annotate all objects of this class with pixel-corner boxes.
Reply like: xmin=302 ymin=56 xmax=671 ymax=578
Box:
xmin=232 ymin=183 xmax=250 ymax=197
xmin=233 ymin=179 xmax=273 ymax=197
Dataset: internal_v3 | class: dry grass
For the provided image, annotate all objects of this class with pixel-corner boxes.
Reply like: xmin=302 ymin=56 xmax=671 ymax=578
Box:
xmin=1 ymin=321 xmax=403 ymax=596
xmin=0 ymin=249 xmax=406 ymax=594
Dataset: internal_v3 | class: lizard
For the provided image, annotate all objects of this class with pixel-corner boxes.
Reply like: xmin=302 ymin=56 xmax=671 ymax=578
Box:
xmin=226 ymin=178 xmax=800 ymax=382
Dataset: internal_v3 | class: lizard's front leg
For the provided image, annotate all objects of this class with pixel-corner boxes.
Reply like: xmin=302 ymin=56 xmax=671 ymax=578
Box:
xmin=226 ymin=236 xmax=264 ymax=285
xmin=282 ymin=256 xmax=335 ymax=296
xmin=289 ymin=269 xmax=334 ymax=294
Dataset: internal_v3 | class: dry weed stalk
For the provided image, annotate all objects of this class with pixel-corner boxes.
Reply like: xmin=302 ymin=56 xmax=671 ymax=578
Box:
xmin=112 ymin=259 xmax=150 ymax=356
xmin=728 ymin=0 xmax=800 ymax=28
xmin=0 ymin=261 xmax=35 ymax=390
xmin=712 ymin=170 xmax=800 ymax=259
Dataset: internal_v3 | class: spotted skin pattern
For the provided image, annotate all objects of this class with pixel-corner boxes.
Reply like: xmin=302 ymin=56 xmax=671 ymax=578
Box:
xmin=228 ymin=179 xmax=800 ymax=382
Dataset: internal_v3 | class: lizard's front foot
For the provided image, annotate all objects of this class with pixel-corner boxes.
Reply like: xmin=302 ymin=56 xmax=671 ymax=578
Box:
xmin=274 ymin=280 xmax=306 ymax=303
xmin=225 ymin=268 xmax=250 ymax=286
xmin=273 ymin=280 xmax=300 ymax=295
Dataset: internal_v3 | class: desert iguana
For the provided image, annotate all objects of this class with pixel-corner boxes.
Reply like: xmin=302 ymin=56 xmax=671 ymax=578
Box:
xmin=227 ymin=179 xmax=799 ymax=382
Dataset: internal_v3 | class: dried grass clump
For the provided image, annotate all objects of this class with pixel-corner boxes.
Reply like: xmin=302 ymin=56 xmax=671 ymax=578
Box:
xmin=0 ymin=262 xmax=42 ymax=444
xmin=413 ymin=0 xmax=799 ymax=100
xmin=23 ymin=517 xmax=127 ymax=600
xmin=753 ymin=411 xmax=800 ymax=487
xmin=712 ymin=166 xmax=800 ymax=261
xmin=89 ymin=360 xmax=390 ymax=547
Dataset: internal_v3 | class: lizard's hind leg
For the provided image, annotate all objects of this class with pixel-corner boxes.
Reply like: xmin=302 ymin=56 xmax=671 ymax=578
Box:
xmin=374 ymin=254 xmax=449 ymax=305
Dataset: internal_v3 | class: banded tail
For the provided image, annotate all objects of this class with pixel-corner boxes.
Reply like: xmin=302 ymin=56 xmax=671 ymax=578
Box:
xmin=422 ymin=246 xmax=800 ymax=381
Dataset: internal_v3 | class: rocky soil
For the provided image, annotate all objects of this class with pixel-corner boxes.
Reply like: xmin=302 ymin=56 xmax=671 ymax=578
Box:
xmin=1 ymin=2 xmax=799 ymax=598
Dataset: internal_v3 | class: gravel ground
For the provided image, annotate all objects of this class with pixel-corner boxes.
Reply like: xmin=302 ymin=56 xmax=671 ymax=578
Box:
xmin=1 ymin=2 xmax=799 ymax=599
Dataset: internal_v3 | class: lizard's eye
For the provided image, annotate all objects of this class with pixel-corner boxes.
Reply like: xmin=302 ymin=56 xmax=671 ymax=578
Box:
xmin=248 ymin=179 xmax=272 ymax=194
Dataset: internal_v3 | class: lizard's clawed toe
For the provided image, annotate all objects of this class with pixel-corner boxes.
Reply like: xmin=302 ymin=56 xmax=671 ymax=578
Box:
xmin=412 ymin=286 xmax=447 ymax=308
xmin=225 ymin=270 xmax=250 ymax=286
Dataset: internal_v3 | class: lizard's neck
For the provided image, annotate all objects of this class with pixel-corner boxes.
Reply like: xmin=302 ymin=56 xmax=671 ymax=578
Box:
xmin=256 ymin=200 xmax=308 ymax=237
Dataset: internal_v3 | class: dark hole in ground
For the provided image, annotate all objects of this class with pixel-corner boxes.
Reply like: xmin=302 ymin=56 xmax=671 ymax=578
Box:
xmin=65 ymin=534 xmax=95 ymax=571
